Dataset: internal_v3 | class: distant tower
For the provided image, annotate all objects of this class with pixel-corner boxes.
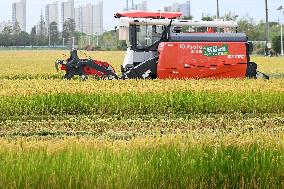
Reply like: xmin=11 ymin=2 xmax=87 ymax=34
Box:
xmin=80 ymin=0 xmax=104 ymax=35
xmin=61 ymin=0 xmax=75 ymax=28
xmin=45 ymin=1 xmax=59 ymax=26
xmin=131 ymin=0 xmax=134 ymax=9
xmin=126 ymin=0 xmax=129 ymax=10
xmin=12 ymin=0 xmax=26 ymax=31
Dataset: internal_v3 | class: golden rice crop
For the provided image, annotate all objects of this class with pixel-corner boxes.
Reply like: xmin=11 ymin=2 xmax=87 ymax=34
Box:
xmin=0 ymin=79 xmax=283 ymax=97
xmin=0 ymin=50 xmax=124 ymax=76
xmin=252 ymin=56 xmax=284 ymax=74
xmin=0 ymin=50 xmax=283 ymax=77
xmin=0 ymin=133 xmax=282 ymax=153
xmin=0 ymin=50 xmax=283 ymax=188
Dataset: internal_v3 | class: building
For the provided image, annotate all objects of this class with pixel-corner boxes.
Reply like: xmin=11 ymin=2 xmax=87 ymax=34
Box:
xmin=134 ymin=1 xmax=147 ymax=11
xmin=12 ymin=0 xmax=26 ymax=31
xmin=75 ymin=1 xmax=104 ymax=35
xmin=45 ymin=2 xmax=59 ymax=26
xmin=0 ymin=21 xmax=13 ymax=33
xmin=61 ymin=0 xmax=75 ymax=26
xmin=164 ymin=1 xmax=191 ymax=18
xmin=93 ymin=0 xmax=103 ymax=34
xmin=179 ymin=1 xmax=191 ymax=18
xmin=75 ymin=7 xmax=83 ymax=32
xmin=125 ymin=0 xmax=147 ymax=11
xmin=125 ymin=0 xmax=129 ymax=10
xmin=81 ymin=4 xmax=93 ymax=34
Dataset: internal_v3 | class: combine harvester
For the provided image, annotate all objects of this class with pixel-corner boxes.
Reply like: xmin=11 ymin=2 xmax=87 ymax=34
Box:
xmin=55 ymin=11 xmax=269 ymax=80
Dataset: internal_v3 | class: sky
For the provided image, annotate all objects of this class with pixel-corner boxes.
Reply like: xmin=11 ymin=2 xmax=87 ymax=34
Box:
xmin=1 ymin=0 xmax=284 ymax=32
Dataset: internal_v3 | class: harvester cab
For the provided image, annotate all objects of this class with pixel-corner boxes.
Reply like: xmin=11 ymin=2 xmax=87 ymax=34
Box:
xmin=55 ymin=11 xmax=269 ymax=80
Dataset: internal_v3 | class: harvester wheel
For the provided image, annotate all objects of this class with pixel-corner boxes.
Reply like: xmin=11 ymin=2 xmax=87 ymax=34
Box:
xmin=64 ymin=72 xmax=73 ymax=80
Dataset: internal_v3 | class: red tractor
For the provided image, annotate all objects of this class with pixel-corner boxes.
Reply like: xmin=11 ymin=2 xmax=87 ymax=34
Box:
xmin=56 ymin=11 xmax=268 ymax=80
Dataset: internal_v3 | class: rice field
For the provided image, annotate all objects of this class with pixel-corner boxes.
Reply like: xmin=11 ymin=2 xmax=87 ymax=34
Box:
xmin=0 ymin=50 xmax=284 ymax=188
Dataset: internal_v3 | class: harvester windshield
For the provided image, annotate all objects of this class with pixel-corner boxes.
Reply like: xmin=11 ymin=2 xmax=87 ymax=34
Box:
xmin=136 ymin=25 xmax=164 ymax=49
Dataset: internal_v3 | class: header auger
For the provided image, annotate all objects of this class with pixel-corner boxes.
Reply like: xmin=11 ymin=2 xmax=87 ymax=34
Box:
xmin=55 ymin=11 xmax=269 ymax=80
xmin=55 ymin=49 xmax=117 ymax=80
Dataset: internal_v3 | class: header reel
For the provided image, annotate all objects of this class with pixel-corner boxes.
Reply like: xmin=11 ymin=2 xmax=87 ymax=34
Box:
xmin=55 ymin=49 xmax=117 ymax=80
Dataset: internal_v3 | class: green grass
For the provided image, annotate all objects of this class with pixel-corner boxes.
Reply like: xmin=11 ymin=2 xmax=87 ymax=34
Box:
xmin=0 ymin=91 xmax=284 ymax=120
xmin=0 ymin=138 xmax=283 ymax=189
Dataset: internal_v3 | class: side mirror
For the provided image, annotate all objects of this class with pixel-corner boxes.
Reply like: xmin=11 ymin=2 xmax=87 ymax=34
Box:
xmin=114 ymin=26 xmax=118 ymax=32
xmin=248 ymin=41 xmax=253 ymax=55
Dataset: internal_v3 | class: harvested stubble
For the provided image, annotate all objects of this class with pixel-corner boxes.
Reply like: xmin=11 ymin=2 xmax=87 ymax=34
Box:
xmin=0 ymin=114 xmax=283 ymax=139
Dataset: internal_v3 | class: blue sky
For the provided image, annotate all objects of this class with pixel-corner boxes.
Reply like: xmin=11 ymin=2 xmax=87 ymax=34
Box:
xmin=1 ymin=0 xmax=284 ymax=32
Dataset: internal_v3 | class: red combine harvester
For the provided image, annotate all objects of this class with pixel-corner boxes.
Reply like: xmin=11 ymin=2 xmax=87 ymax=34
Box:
xmin=55 ymin=11 xmax=269 ymax=80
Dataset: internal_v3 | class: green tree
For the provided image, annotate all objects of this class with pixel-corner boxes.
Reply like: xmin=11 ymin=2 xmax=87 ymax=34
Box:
xmin=182 ymin=15 xmax=193 ymax=20
xmin=0 ymin=33 xmax=5 ymax=46
xmin=49 ymin=21 xmax=59 ymax=46
xmin=98 ymin=30 xmax=127 ymax=51
xmin=30 ymin=26 xmax=37 ymax=46
xmin=13 ymin=20 xmax=21 ymax=34
xmin=73 ymin=31 xmax=85 ymax=48
xmin=18 ymin=31 xmax=30 ymax=46
xmin=2 ymin=25 xmax=13 ymax=35
xmin=202 ymin=15 xmax=214 ymax=21
xmin=1 ymin=33 xmax=12 ymax=47
xmin=62 ymin=18 xmax=76 ymax=46
xmin=1 ymin=26 xmax=13 ymax=47
xmin=237 ymin=16 xmax=258 ymax=40
xmin=101 ymin=31 xmax=115 ymax=50
xmin=222 ymin=11 xmax=239 ymax=21
xmin=269 ymin=22 xmax=282 ymax=42
xmin=272 ymin=35 xmax=284 ymax=54
xmin=38 ymin=10 xmax=47 ymax=46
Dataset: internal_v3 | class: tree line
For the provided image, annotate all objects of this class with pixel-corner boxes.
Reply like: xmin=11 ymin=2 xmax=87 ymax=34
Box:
xmin=0 ymin=16 xmax=81 ymax=48
xmin=0 ymin=12 xmax=283 ymax=53
xmin=202 ymin=12 xmax=283 ymax=54
xmin=0 ymin=16 xmax=127 ymax=51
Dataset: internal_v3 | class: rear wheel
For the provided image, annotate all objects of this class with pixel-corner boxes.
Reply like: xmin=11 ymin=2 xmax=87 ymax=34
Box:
xmin=64 ymin=72 xmax=74 ymax=80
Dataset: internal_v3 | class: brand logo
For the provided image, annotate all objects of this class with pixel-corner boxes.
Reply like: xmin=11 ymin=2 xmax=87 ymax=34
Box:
xmin=203 ymin=45 xmax=229 ymax=57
